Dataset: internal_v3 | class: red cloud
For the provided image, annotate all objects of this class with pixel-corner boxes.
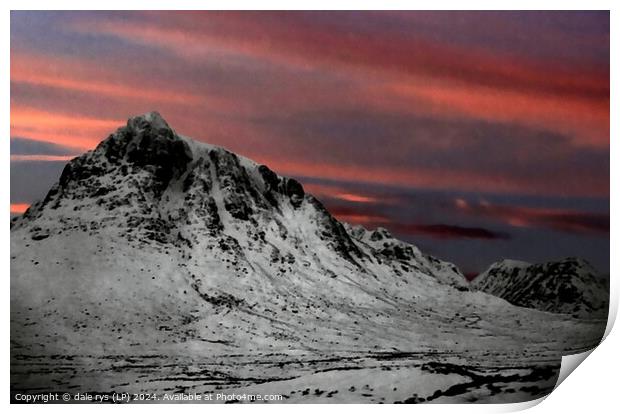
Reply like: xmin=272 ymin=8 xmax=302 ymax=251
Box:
xmin=10 ymin=106 xmax=121 ymax=149
xmin=327 ymin=205 xmax=390 ymax=227
xmin=69 ymin=12 xmax=608 ymax=148
xmin=11 ymin=53 xmax=202 ymax=105
xmin=455 ymin=199 xmax=609 ymax=235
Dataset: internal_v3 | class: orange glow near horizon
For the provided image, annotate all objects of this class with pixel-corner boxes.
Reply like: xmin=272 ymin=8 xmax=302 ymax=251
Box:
xmin=303 ymin=183 xmax=382 ymax=204
xmin=10 ymin=106 xmax=121 ymax=148
xmin=10 ymin=203 xmax=30 ymax=214
xmin=10 ymin=154 xmax=77 ymax=162
xmin=334 ymin=193 xmax=378 ymax=203
xmin=331 ymin=213 xmax=389 ymax=226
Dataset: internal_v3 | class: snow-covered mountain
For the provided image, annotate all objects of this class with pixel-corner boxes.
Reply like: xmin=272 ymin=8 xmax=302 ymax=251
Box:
xmin=471 ymin=258 xmax=608 ymax=316
xmin=11 ymin=111 xmax=480 ymax=354
xmin=10 ymin=112 xmax=608 ymax=402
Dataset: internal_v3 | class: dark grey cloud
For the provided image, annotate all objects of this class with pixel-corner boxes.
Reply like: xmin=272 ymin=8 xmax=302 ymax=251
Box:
xmin=11 ymin=160 xmax=66 ymax=204
xmin=250 ymin=110 xmax=609 ymax=196
xmin=400 ymin=224 xmax=510 ymax=240
xmin=10 ymin=137 xmax=81 ymax=156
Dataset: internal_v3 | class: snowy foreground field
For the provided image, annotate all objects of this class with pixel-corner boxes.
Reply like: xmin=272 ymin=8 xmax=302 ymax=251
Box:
xmin=10 ymin=113 xmax=608 ymax=403
xmin=12 ymin=352 xmax=566 ymax=403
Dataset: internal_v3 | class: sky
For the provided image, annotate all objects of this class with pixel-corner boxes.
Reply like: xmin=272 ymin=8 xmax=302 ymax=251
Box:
xmin=10 ymin=11 xmax=610 ymax=276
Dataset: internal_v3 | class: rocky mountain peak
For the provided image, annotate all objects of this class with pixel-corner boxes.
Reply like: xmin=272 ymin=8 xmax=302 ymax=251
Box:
xmin=98 ymin=112 xmax=192 ymax=171
xmin=127 ymin=111 xmax=172 ymax=134
xmin=13 ymin=112 xmax=473 ymax=296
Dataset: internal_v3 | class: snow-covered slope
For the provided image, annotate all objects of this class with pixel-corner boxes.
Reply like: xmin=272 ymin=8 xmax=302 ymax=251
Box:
xmin=10 ymin=112 xmax=608 ymax=402
xmin=471 ymin=258 xmax=608 ymax=316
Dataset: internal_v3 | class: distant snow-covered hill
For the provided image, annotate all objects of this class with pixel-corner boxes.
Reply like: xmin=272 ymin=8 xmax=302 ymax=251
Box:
xmin=471 ymin=258 xmax=608 ymax=316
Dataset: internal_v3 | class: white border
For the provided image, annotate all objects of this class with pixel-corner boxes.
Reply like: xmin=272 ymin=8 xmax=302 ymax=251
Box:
xmin=3 ymin=1 xmax=617 ymax=412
